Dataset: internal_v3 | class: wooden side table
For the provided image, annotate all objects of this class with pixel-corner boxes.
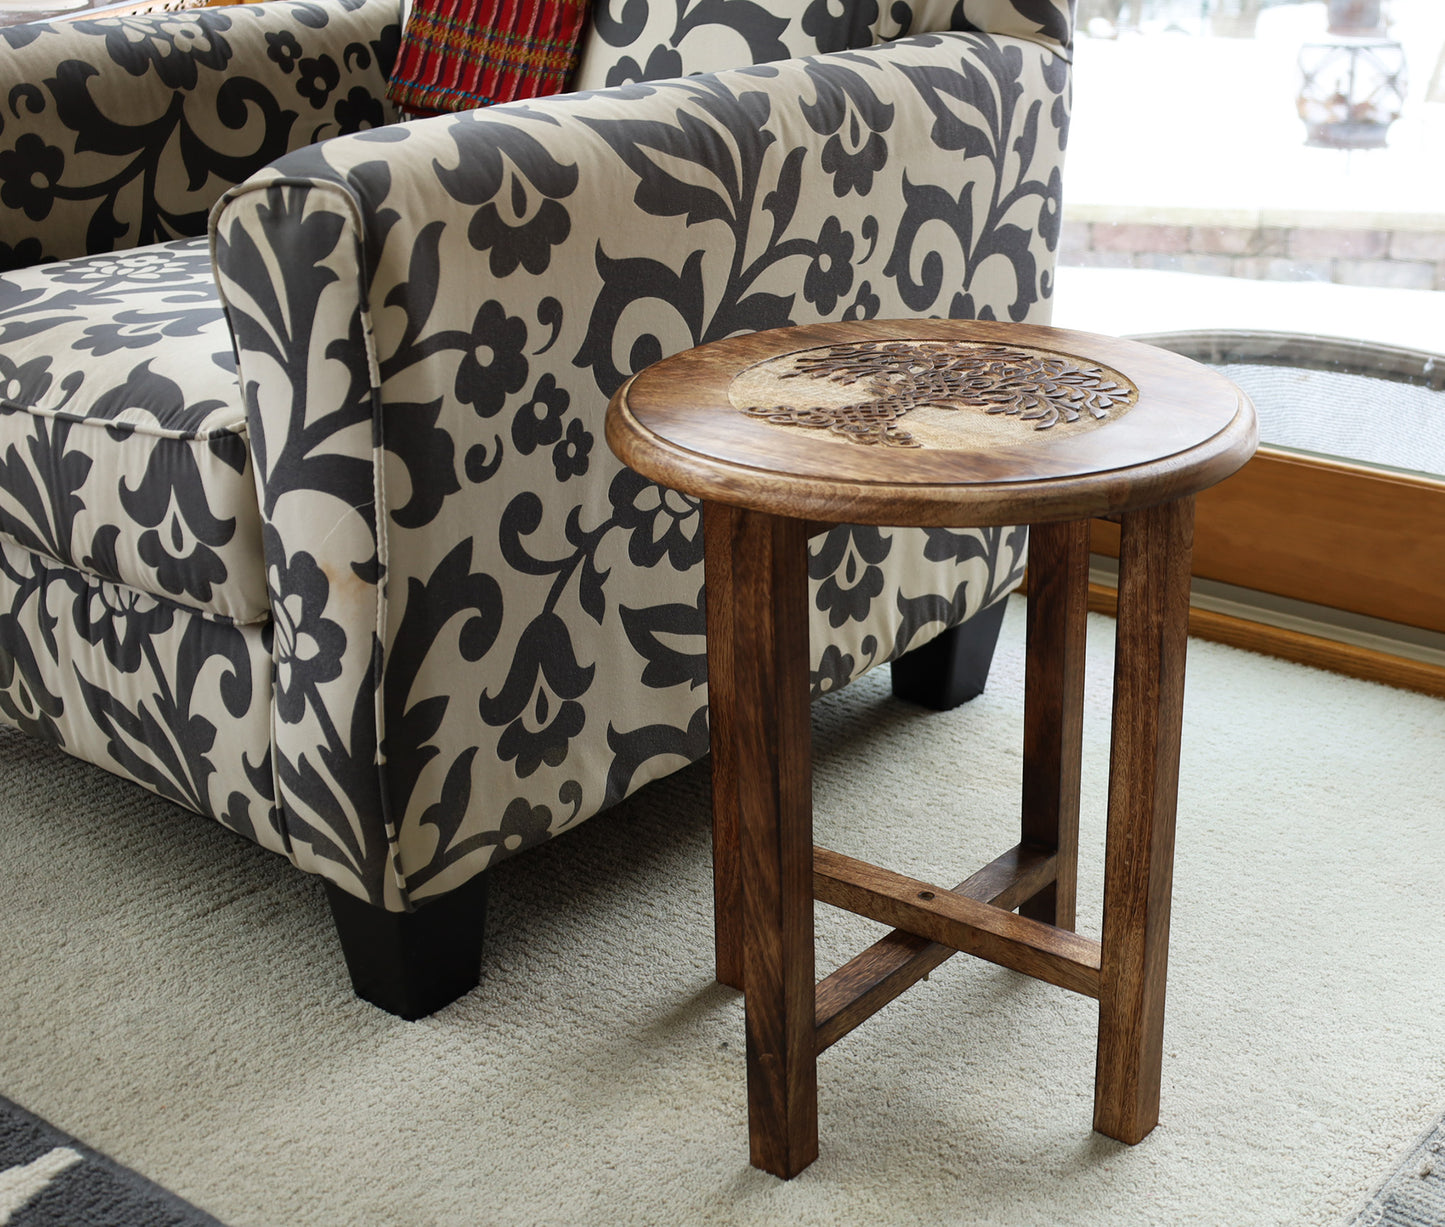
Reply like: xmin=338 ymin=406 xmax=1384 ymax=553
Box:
xmin=606 ymin=319 xmax=1257 ymax=1179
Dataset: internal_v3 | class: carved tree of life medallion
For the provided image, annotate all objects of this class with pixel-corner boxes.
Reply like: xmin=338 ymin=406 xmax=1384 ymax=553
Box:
xmin=726 ymin=339 xmax=1140 ymax=450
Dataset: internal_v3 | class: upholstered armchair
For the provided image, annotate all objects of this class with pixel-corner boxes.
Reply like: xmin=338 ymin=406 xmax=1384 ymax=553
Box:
xmin=0 ymin=0 xmax=1072 ymax=1015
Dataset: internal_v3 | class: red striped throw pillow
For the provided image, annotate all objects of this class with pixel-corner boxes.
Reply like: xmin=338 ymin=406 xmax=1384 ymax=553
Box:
xmin=387 ymin=0 xmax=590 ymax=114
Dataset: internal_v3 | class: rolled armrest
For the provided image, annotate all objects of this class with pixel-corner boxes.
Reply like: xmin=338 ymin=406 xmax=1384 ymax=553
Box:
xmin=211 ymin=31 xmax=1066 ymax=905
xmin=0 ymin=0 xmax=400 ymax=268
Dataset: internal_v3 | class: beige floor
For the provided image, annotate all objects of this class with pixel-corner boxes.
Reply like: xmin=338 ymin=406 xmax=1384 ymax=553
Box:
xmin=2 ymin=598 xmax=1443 ymax=1226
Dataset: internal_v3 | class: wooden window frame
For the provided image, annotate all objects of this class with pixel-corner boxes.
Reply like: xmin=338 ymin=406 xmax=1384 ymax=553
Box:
xmin=1089 ymin=331 xmax=1445 ymax=695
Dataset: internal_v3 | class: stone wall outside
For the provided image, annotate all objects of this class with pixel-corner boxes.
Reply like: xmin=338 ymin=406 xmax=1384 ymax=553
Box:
xmin=1061 ymin=219 xmax=1445 ymax=292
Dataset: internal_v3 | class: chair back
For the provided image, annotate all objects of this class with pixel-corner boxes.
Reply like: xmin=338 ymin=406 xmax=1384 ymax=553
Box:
xmin=572 ymin=0 xmax=1072 ymax=90
xmin=0 ymin=0 xmax=400 ymax=267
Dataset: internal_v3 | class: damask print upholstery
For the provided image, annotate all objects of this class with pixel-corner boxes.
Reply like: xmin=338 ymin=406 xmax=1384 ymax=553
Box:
xmin=0 ymin=0 xmax=401 ymax=267
xmin=0 ymin=537 xmax=282 ymax=850
xmin=0 ymin=0 xmax=1073 ymax=1011
xmin=0 ymin=238 xmax=265 ymax=620
xmin=572 ymin=0 xmax=1071 ymax=87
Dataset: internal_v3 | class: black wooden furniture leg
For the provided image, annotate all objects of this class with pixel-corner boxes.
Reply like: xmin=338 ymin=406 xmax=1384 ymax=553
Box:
xmin=324 ymin=873 xmax=490 ymax=1019
xmin=890 ymin=596 xmax=1010 ymax=711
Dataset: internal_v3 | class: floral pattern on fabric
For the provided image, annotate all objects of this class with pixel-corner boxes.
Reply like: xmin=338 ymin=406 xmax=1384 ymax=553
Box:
xmin=0 ymin=0 xmax=401 ymax=268
xmin=0 ymin=238 xmax=263 ymax=620
xmin=213 ymin=22 xmax=1061 ymax=906
xmin=0 ymin=0 xmax=1067 ymax=914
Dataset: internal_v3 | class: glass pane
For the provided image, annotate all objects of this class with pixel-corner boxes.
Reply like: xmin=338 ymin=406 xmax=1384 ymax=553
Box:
xmin=1214 ymin=362 xmax=1443 ymax=475
xmin=1053 ymin=0 xmax=1445 ymax=479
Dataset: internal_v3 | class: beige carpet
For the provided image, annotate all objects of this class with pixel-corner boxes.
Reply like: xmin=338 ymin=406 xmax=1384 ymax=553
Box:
xmin=2 ymin=596 xmax=1443 ymax=1226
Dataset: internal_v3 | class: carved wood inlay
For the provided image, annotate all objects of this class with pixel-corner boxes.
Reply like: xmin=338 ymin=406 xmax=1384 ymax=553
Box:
xmin=730 ymin=340 xmax=1139 ymax=447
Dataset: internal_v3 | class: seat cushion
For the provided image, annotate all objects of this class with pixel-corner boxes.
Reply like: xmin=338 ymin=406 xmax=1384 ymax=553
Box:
xmin=0 ymin=236 xmax=266 ymax=623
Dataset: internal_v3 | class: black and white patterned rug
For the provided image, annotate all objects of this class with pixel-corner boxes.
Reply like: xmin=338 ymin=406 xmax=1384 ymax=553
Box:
xmin=0 ymin=1095 xmax=223 ymax=1226
xmin=1351 ymin=1113 xmax=1445 ymax=1227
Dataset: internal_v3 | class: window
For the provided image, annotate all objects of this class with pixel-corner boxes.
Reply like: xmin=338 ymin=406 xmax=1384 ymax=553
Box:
xmin=1052 ymin=0 xmax=1445 ymax=690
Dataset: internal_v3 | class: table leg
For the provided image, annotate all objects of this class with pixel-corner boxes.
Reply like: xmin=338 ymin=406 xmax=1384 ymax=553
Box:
xmin=1093 ymin=496 xmax=1195 ymax=1144
xmin=1021 ymin=520 xmax=1089 ymax=930
xmin=705 ymin=504 xmax=744 ymax=992
xmin=702 ymin=502 xmax=818 ymax=1179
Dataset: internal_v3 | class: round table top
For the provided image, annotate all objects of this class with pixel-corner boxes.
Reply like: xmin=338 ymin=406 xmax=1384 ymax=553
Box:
xmin=606 ymin=319 xmax=1258 ymax=526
